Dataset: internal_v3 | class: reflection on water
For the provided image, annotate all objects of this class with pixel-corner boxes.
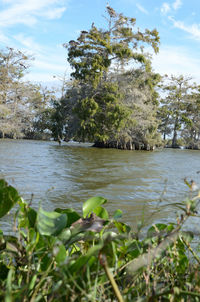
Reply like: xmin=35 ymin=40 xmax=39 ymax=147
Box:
xmin=1 ymin=139 xmax=200 ymax=232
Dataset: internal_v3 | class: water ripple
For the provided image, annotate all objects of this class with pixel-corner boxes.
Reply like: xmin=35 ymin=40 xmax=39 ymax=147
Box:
xmin=0 ymin=140 xmax=200 ymax=231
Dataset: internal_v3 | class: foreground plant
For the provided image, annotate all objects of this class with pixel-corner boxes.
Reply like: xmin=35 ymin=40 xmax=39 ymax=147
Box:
xmin=0 ymin=179 xmax=200 ymax=301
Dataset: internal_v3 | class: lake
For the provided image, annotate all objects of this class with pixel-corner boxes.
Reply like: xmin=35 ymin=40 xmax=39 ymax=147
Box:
xmin=1 ymin=139 xmax=200 ymax=232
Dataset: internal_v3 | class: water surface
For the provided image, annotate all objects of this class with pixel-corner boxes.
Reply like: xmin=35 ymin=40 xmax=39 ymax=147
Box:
xmin=1 ymin=139 xmax=200 ymax=232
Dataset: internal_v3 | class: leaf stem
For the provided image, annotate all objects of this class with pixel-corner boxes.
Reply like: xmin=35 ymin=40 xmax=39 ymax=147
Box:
xmin=99 ymin=253 xmax=124 ymax=302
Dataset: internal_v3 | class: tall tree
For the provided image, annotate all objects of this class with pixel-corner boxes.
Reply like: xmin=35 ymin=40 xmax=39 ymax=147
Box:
xmin=0 ymin=47 xmax=31 ymax=138
xmin=0 ymin=47 xmax=53 ymax=139
xmin=61 ymin=6 xmax=160 ymax=148
xmin=181 ymin=85 xmax=200 ymax=148
xmin=159 ymin=75 xmax=195 ymax=148
xmin=114 ymin=67 xmax=161 ymax=149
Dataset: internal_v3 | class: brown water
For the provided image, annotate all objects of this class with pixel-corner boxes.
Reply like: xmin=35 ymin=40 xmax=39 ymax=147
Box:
xmin=1 ymin=139 xmax=200 ymax=232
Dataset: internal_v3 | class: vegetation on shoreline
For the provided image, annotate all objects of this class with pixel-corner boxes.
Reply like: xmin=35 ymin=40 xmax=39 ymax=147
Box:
xmin=1 ymin=179 xmax=200 ymax=301
xmin=1 ymin=6 xmax=200 ymax=150
xmin=59 ymin=6 xmax=161 ymax=151
xmin=0 ymin=47 xmax=57 ymax=140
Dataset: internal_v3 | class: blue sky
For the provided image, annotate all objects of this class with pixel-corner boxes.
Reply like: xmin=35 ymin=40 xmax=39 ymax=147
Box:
xmin=0 ymin=0 xmax=200 ymax=87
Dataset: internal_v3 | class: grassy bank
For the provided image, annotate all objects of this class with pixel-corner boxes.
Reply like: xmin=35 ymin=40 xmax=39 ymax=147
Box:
xmin=0 ymin=179 xmax=200 ymax=301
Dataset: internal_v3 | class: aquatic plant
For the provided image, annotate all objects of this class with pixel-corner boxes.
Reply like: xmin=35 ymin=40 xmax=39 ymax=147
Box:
xmin=0 ymin=179 xmax=200 ymax=301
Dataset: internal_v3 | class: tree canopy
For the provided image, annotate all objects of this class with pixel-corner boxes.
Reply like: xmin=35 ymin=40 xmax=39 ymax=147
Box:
xmin=0 ymin=47 xmax=55 ymax=139
xmin=57 ymin=6 xmax=161 ymax=150
xmin=158 ymin=75 xmax=199 ymax=148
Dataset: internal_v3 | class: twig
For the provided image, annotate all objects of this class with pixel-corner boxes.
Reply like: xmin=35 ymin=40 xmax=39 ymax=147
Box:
xmin=99 ymin=253 xmax=124 ymax=302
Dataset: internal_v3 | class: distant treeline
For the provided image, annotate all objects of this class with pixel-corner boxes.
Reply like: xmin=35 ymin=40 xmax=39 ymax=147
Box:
xmin=1 ymin=7 xmax=200 ymax=150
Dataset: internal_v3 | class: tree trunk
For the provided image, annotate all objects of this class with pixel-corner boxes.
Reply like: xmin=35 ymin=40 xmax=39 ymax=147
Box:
xmin=172 ymin=130 xmax=177 ymax=148
xmin=93 ymin=140 xmax=155 ymax=151
xmin=163 ymin=133 xmax=166 ymax=141
xmin=172 ymin=118 xmax=179 ymax=148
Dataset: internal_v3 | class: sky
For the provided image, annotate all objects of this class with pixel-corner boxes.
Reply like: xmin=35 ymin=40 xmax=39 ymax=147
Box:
xmin=0 ymin=0 xmax=200 ymax=88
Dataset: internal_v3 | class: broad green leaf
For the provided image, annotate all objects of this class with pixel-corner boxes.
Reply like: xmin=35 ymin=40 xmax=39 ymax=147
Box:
xmin=113 ymin=209 xmax=123 ymax=220
xmin=58 ymin=228 xmax=72 ymax=243
xmin=0 ymin=179 xmax=21 ymax=218
xmin=83 ymin=196 xmax=107 ymax=217
xmin=54 ymin=244 xmax=66 ymax=264
xmin=37 ymin=207 xmax=67 ymax=236
xmin=55 ymin=208 xmax=81 ymax=227
xmin=93 ymin=206 xmax=109 ymax=219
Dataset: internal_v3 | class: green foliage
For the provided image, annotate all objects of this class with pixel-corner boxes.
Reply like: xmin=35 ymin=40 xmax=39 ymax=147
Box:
xmin=37 ymin=207 xmax=67 ymax=236
xmin=158 ymin=75 xmax=198 ymax=148
xmin=0 ymin=47 xmax=57 ymax=140
xmin=0 ymin=179 xmax=20 ymax=218
xmin=1 ymin=178 xmax=200 ymax=301
xmin=55 ymin=208 xmax=81 ymax=227
xmin=60 ymin=6 xmax=160 ymax=148
xmin=82 ymin=196 xmax=107 ymax=217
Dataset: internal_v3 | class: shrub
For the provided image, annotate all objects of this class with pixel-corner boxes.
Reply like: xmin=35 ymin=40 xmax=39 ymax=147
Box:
xmin=0 ymin=179 xmax=200 ymax=301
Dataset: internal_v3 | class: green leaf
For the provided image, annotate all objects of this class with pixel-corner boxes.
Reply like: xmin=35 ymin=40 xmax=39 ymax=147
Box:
xmin=37 ymin=207 xmax=67 ymax=236
xmin=5 ymin=268 xmax=14 ymax=302
xmin=0 ymin=263 xmax=9 ymax=280
xmin=113 ymin=209 xmax=123 ymax=220
xmin=29 ymin=275 xmax=37 ymax=291
xmin=93 ymin=206 xmax=109 ymax=219
xmin=40 ymin=253 xmax=52 ymax=271
xmin=83 ymin=196 xmax=107 ymax=218
xmin=58 ymin=228 xmax=72 ymax=243
xmin=5 ymin=236 xmax=21 ymax=255
xmin=55 ymin=208 xmax=81 ymax=227
xmin=27 ymin=207 xmax=37 ymax=228
xmin=0 ymin=179 xmax=21 ymax=218
xmin=114 ymin=221 xmax=131 ymax=234
xmin=54 ymin=244 xmax=66 ymax=264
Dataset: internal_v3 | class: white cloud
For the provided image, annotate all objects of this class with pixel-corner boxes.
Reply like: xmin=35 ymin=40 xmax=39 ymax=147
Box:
xmin=172 ymin=0 xmax=182 ymax=10
xmin=161 ymin=2 xmax=171 ymax=15
xmin=0 ymin=0 xmax=67 ymax=27
xmin=0 ymin=32 xmax=10 ymax=44
xmin=169 ymin=17 xmax=200 ymax=41
xmin=161 ymin=0 xmax=181 ymax=15
xmin=33 ymin=59 xmax=67 ymax=73
xmin=40 ymin=7 xmax=66 ymax=20
xmin=136 ymin=3 xmax=148 ymax=15
xmin=152 ymin=45 xmax=200 ymax=82
xmin=13 ymin=34 xmax=42 ymax=52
